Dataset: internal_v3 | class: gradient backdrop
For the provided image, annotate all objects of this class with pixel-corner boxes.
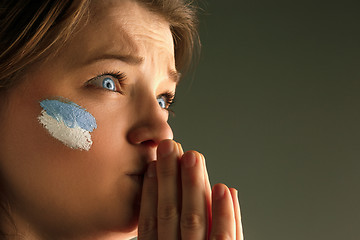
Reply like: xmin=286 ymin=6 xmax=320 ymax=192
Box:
xmin=169 ymin=0 xmax=360 ymax=239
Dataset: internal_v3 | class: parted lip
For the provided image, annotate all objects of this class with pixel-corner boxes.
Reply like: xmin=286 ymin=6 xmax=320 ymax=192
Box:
xmin=125 ymin=165 xmax=148 ymax=178
xmin=127 ymin=173 xmax=145 ymax=185
xmin=126 ymin=151 xmax=155 ymax=178
xmin=127 ymin=172 xmax=146 ymax=177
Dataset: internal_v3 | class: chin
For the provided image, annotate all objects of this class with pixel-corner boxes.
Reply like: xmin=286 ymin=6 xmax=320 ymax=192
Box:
xmin=100 ymin=195 xmax=141 ymax=236
xmin=101 ymin=215 xmax=139 ymax=239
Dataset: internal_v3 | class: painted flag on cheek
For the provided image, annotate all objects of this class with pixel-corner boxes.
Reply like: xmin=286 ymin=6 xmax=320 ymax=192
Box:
xmin=38 ymin=98 xmax=97 ymax=151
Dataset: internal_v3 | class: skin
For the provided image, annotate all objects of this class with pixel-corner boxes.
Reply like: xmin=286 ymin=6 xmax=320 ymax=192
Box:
xmin=0 ymin=0 xmax=243 ymax=239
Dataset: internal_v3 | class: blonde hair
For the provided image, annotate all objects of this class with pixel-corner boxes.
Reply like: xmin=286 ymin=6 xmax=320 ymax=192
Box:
xmin=0 ymin=0 xmax=200 ymax=89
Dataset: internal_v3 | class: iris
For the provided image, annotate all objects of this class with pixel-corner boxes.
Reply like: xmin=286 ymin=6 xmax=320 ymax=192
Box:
xmin=157 ymin=97 xmax=166 ymax=109
xmin=102 ymin=77 xmax=116 ymax=91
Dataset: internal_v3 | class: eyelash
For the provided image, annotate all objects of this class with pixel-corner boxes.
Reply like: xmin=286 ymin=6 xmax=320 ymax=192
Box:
xmin=160 ymin=91 xmax=176 ymax=113
xmin=89 ymin=70 xmax=176 ymax=113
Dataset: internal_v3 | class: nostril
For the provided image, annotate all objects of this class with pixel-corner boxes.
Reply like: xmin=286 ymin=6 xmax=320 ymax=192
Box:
xmin=141 ymin=140 xmax=157 ymax=148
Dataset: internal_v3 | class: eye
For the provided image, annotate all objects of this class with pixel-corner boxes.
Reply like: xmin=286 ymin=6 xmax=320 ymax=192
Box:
xmin=157 ymin=92 xmax=175 ymax=110
xmin=87 ymin=72 xmax=126 ymax=94
xmin=157 ymin=96 xmax=167 ymax=109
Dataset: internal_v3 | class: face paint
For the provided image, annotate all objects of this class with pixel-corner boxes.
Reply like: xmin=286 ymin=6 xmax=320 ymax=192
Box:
xmin=38 ymin=98 xmax=97 ymax=151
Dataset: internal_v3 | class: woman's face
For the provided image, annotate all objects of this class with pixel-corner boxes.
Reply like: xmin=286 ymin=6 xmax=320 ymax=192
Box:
xmin=0 ymin=0 xmax=176 ymax=238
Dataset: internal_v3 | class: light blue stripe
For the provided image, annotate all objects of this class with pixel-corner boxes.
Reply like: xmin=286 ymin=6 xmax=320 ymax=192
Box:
xmin=40 ymin=98 xmax=97 ymax=132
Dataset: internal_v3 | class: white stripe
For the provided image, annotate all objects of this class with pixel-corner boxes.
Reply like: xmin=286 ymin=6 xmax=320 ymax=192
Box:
xmin=38 ymin=110 xmax=93 ymax=151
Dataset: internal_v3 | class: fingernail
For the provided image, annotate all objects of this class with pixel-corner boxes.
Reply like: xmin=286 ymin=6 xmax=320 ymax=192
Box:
xmin=147 ymin=162 xmax=156 ymax=178
xmin=213 ymin=184 xmax=226 ymax=200
xmin=178 ymin=143 xmax=184 ymax=155
xmin=183 ymin=152 xmax=196 ymax=168
xmin=230 ymin=188 xmax=238 ymax=198
xmin=158 ymin=140 xmax=174 ymax=158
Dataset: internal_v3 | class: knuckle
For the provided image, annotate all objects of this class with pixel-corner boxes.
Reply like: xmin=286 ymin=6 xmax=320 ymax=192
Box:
xmin=181 ymin=212 xmax=204 ymax=230
xmin=158 ymin=204 xmax=179 ymax=221
xmin=157 ymin=165 xmax=177 ymax=178
xmin=138 ymin=217 xmax=157 ymax=236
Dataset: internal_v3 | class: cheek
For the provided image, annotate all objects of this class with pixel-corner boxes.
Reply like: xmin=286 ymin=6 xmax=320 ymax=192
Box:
xmin=0 ymin=93 xmax=139 ymax=230
xmin=90 ymin=103 xmax=128 ymax=154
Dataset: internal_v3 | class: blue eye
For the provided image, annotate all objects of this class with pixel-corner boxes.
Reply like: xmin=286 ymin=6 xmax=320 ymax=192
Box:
xmin=102 ymin=77 xmax=116 ymax=91
xmin=87 ymin=72 xmax=126 ymax=94
xmin=157 ymin=96 xmax=166 ymax=109
xmin=157 ymin=92 xmax=175 ymax=110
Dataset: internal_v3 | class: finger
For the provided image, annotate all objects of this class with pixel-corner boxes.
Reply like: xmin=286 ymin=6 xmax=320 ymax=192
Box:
xmin=200 ymin=154 xmax=211 ymax=197
xmin=156 ymin=139 xmax=181 ymax=239
xmin=200 ymin=153 xmax=212 ymax=238
xmin=177 ymin=142 xmax=184 ymax=156
xmin=230 ymin=188 xmax=244 ymax=240
xmin=180 ymin=151 xmax=207 ymax=239
xmin=138 ymin=161 xmax=158 ymax=240
xmin=210 ymin=184 xmax=236 ymax=240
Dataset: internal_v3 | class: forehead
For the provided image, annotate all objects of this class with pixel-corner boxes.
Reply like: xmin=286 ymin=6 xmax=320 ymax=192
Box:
xmin=54 ymin=0 xmax=175 ymax=71
xmin=82 ymin=0 xmax=174 ymax=61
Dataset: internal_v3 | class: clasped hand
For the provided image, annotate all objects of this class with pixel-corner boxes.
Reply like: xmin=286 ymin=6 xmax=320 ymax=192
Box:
xmin=138 ymin=140 xmax=244 ymax=240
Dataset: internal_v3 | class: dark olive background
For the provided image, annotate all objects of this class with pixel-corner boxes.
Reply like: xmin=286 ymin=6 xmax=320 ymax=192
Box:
xmin=169 ymin=0 xmax=360 ymax=239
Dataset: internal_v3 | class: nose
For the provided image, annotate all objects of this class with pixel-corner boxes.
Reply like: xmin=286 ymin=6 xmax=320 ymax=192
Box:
xmin=127 ymin=98 xmax=173 ymax=148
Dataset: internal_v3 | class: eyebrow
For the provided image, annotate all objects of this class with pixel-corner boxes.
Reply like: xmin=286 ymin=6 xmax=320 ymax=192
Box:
xmin=169 ymin=69 xmax=182 ymax=84
xmin=85 ymin=53 xmax=144 ymax=65
xmin=85 ymin=53 xmax=181 ymax=84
